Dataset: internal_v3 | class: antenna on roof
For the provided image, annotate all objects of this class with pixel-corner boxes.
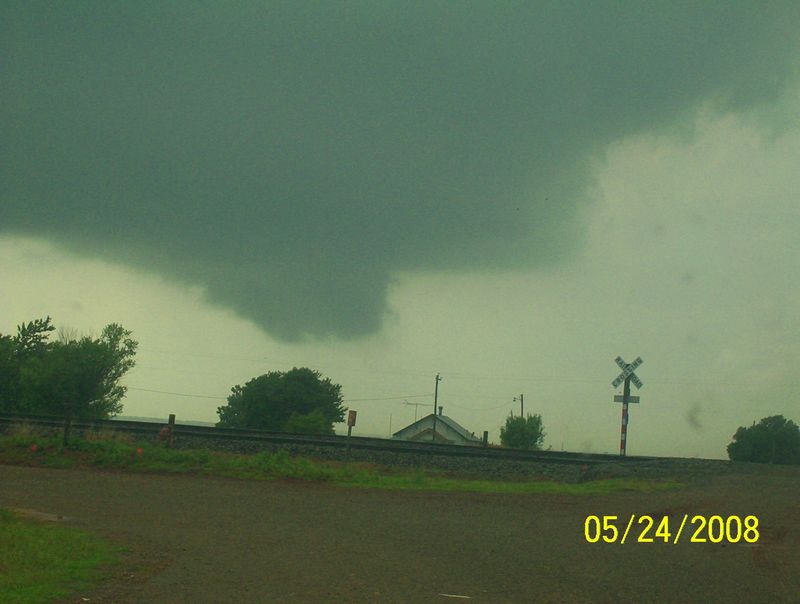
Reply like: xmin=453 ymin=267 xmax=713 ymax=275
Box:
xmin=402 ymin=399 xmax=426 ymax=421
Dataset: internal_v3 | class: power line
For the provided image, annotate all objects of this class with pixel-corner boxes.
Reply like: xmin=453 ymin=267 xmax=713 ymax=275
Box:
xmin=127 ymin=386 xmax=432 ymax=403
xmin=127 ymin=386 xmax=228 ymax=400
xmin=346 ymin=393 xmax=432 ymax=402
xmin=445 ymin=401 xmax=516 ymax=411
xmin=137 ymin=348 xmax=765 ymax=387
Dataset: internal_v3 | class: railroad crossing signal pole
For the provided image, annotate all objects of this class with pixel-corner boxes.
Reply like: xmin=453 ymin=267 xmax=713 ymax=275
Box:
xmin=620 ymin=376 xmax=631 ymax=456
xmin=611 ymin=356 xmax=643 ymax=457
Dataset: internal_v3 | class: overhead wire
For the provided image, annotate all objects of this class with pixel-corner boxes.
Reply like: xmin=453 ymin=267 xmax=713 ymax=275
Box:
xmin=127 ymin=386 xmax=227 ymax=400
xmin=345 ymin=393 xmax=432 ymax=402
xmin=127 ymin=347 xmax=768 ymax=412
xmin=444 ymin=400 xmax=517 ymax=411
xmin=126 ymin=386 xmax=433 ymax=404
xmin=136 ymin=347 xmax=763 ymax=387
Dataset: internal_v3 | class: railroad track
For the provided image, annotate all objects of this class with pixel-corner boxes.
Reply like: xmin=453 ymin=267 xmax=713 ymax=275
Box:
xmin=0 ymin=414 xmax=656 ymax=466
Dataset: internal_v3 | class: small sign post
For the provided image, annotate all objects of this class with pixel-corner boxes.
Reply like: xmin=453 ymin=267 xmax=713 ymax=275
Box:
xmin=611 ymin=356 xmax=644 ymax=456
xmin=346 ymin=410 xmax=357 ymax=456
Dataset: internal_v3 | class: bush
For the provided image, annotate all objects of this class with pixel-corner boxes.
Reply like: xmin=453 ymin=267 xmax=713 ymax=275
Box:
xmin=500 ymin=413 xmax=545 ymax=450
xmin=283 ymin=409 xmax=335 ymax=435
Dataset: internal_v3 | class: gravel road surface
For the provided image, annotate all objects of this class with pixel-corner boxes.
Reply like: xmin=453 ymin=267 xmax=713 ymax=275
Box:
xmin=1 ymin=464 xmax=798 ymax=603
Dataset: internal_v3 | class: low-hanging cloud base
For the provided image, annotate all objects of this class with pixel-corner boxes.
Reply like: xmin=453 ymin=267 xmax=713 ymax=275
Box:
xmin=2 ymin=3 xmax=798 ymax=340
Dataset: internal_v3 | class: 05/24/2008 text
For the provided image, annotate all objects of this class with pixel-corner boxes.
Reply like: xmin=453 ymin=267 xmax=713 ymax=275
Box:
xmin=583 ymin=514 xmax=759 ymax=544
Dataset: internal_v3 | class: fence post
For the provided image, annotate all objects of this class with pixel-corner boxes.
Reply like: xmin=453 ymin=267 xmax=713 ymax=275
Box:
xmin=168 ymin=414 xmax=175 ymax=448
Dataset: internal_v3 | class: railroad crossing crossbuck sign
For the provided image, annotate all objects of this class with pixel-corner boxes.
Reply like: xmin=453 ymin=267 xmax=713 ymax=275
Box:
xmin=612 ymin=356 xmax=643 ymax=390
xmin=612 ymin=356 xmax=644 ymax=457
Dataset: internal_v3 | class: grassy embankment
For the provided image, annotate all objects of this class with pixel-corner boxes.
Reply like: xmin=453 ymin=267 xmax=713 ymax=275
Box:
xmin=0 ymin=427 xmax=681 ymax=495
xmin=0 ymin=508 xmax=121 ymax=604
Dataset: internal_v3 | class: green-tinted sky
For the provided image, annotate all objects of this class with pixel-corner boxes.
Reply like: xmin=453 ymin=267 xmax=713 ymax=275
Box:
xmin=2 ymin=3 xmax=799 ymax=456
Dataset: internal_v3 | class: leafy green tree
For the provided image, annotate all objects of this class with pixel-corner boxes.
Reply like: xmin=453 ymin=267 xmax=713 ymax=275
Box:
xmin=500 ymin=412 xmax=546 ymax=450
xmin=14 ymin=317 xmax=56 ymax=357
xmin=217 ymin=367 xmax=346 ymax=433
xmin=0 ymin=319 xmax=137 ymax=423
xmin=1 ymin=318 xmax=56 ymax=414
xmin=727 ymin=415 xmax=800 ymax=465
xmin=45 ymin=327 xmax=137 ymax=419
xmin=0 ymin=334 xmax=18 ymax=412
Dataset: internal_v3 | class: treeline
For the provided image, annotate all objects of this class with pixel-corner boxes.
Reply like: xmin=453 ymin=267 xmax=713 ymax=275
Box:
xmin=0 ymin=317 xmax=346 ymax=438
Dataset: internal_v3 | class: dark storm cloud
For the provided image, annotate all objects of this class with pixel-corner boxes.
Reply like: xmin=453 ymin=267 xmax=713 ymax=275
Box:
xmin=2 ymin=2 xmax=799 ymax=340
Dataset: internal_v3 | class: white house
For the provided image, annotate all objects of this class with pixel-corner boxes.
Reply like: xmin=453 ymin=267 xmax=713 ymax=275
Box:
xmin=392 ymin=410 xmax=482 ymax=445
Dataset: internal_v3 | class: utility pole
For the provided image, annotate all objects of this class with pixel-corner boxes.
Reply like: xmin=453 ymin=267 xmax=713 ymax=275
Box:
xmin=432 ymin=373 xmax=442 ymax=443
xmin=513 ymin=393 xmax=524 ymax=417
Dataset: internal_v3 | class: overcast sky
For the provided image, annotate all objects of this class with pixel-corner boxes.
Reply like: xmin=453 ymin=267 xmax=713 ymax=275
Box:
xmin=2 ymin=3 xmax=799 ymax=457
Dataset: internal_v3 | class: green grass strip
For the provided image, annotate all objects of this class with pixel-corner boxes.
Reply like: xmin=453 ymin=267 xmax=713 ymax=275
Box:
xmin=0 ymin=433 xmax=681 ymax=496
xmin=0 ymin=508 xmax=121 ymax=604
xmin=336 ymin=475 xmax=681 ymax=494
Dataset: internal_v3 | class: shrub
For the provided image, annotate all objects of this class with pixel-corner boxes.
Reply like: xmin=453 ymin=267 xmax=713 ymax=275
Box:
xmin=500 ymin=413 xmax=546 ymax=450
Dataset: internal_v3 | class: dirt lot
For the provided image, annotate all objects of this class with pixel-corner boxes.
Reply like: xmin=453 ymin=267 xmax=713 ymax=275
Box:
xmin=1 ymin=464 xmax=798 ymax=603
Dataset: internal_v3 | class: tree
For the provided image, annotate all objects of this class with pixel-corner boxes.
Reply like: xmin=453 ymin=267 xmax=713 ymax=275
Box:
xmin=727 ymin=415 xmax=800 ymax=465
xmin=0 ymin=334 xmax=18 ymax=412
xmin=500 ymin=412 xmax=545 ymax=450
xmin=1 ymin=317 xmax=56 ymax=414
xmin=2 ymin=318 xmax=55 ymax=415
xmin=0 ymin=318 xmax=137 ymax=422
xmin=216 ymin=367 xmax=346 ymax=434
xmin=14 ymin=317 xmax=56 ymax=357
xmin=45 ymin=327 xmax=137 ymax=419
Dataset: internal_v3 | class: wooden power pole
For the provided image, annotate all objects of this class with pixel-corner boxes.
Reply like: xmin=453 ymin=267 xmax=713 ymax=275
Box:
xmin=432 ymin=373 xmax=442 ymax=442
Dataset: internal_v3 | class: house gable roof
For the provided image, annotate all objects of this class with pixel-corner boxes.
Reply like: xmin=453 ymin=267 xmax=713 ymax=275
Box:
xmin=393 ymin=413 xmax=481 ymax=442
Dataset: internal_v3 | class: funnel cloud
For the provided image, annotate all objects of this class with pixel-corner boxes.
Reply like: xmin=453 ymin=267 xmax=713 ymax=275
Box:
xmin=2 ymin=3 xmax=799 ymax=340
